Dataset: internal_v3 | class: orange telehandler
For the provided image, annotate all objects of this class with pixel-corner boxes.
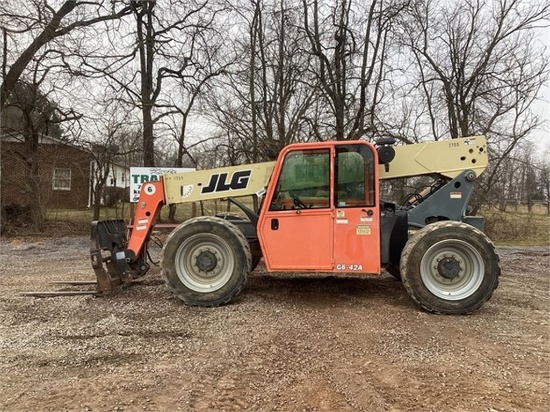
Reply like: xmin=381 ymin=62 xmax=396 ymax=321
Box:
xmin=88 ymin=136 xmax=500 ymax=314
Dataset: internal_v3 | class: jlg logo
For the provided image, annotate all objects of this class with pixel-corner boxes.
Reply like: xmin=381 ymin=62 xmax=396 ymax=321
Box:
xmin=201 ymin=170 xmax=252 ymax=194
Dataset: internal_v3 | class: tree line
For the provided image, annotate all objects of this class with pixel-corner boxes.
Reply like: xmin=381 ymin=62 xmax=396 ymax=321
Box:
xmin=1 ymin=0 xmax=549 ymax=227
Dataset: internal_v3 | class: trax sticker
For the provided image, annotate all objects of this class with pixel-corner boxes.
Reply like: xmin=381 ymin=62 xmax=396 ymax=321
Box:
xmin=464 ymin=138 xmax=475 ymax=145
xmin=130 ymin=166 xmax=194 ymax=202
xmin=450 ymin=192 xmax=462 ymax=199
xmin=201 ymin=170 xmax=252 ymax=194
xmin=336 ymin=218 xmax=348 ymax=224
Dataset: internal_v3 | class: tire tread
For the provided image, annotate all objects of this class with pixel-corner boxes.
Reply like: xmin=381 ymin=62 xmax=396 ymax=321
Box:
xmin=162 ymin=216 xmax=252 ymax=307
xmin=400 ymin=221 xmax=500 ymax=315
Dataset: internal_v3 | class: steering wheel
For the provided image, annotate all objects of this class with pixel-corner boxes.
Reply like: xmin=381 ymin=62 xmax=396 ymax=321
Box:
xmin=288 ymin=191 xmax=308 ymax=209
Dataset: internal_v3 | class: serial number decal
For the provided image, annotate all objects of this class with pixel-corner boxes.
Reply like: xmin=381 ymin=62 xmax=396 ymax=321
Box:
xmin=336 ymin=264 xmax=363 ymax=271
xmin=201 ymin=170 xmax=252 ymax=194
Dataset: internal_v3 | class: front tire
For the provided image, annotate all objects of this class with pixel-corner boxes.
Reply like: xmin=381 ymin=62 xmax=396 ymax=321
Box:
xmin=215 ymin=212 xmax=261 ymax=271
xmin=162 ymin=216 xmax=252 ymax=306
xmin=400 ymin=221 xmax=500 ymax=314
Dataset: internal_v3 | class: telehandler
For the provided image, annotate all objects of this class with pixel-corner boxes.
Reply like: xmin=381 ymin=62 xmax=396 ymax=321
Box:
xmin=89 ymin=136 xmax=500 ymax=314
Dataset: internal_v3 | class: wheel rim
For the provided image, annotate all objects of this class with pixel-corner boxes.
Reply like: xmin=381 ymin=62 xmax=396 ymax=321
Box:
xmin=174 ymin=233 xmax=235 ymax=293
xmin=420 ymin=239 xmax=484 ymax=300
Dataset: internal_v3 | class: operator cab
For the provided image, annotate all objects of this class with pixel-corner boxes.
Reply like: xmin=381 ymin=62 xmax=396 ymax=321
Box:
xmin=258 ymin=141 xmax=381 ymax=274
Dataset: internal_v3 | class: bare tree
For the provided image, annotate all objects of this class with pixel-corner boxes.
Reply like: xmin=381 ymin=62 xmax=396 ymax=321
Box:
xmin=0 ymin=0 xmax=133 ymax=109
xmin=539 ymin=158 xmax=550 ymax=215
xmin=206 ymin=0 xmax=319 ymax=165
xmin=74 ymin=0 xmax=225 ymax=168
xmin=400 ymin=0 xmax=549 ymax=212
xmin=1 ymin=35 xmax=83 ymax=229
xmin=301 ymin=0 xmax=406 ymax=140
xmin=0 ymin=0 xmax=135 ymax=229
xmin=403 ymin=0 xmax=549 ymax=141
xmin=86 ymin=99 xmax=141 ymax=220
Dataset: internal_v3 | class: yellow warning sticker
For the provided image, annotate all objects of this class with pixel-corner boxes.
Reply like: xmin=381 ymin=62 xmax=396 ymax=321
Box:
xmin=356 ymin=225 xmax=371 ymax=235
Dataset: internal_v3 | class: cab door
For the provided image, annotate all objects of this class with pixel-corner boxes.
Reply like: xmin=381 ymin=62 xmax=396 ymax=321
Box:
xmin=258 ymin=147 xmax=333 ymax=270
xmin=332 ymin=144 xmax=380 ymax=274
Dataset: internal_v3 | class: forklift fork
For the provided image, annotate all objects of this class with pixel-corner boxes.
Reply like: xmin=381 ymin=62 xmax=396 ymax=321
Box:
xmin=22 ymin=220 xmax=139 ymax=298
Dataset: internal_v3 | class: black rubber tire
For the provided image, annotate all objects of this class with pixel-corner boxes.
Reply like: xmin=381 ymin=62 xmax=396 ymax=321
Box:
xmin=162 ymin=216 xmax=252 ymax=306
xmin=251 ymin=256 xmax=261 ymax=272
xmin=400 ymin=221 xmax=500 ymax=315
xmin=215 ymin=212 xmax=261 ymax=271
xmin=384 ymin=264 xmax=401 ymax=280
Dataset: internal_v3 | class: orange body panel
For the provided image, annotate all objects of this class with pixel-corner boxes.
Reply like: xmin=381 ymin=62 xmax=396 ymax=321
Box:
xmin=258 ymin=141 xmax=381 ymax=275
xmin=127 ymin=180 xmax=166 ymax=257
xmin=332 ymin=206 xmax=380 ymax=273
xmin=258 ymin=209 xmax=333 ymax=270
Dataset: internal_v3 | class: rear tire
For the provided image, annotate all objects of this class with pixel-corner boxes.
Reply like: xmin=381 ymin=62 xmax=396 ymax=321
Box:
xmin=400 ymin=221 xmax=500 ymax=315
xmin=162 ymin=216 xmax=252 ymax=306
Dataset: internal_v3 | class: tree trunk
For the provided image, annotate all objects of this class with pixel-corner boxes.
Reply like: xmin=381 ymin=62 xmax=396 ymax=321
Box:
xmin=25 ymin=132 xmax=44 ymax=231
xmin=135 ymin=1 xmax=156 ymax=167
xmin=168 ymin=204 xmax=177 ymax=223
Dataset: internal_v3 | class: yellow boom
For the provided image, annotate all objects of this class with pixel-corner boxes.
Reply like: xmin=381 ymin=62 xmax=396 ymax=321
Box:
xmin=162 ymin=136 xmax=488 ymax=205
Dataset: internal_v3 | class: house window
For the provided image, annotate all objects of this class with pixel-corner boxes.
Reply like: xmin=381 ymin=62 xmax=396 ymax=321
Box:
xmin=53 ymin=168 xmax=71 ymax=191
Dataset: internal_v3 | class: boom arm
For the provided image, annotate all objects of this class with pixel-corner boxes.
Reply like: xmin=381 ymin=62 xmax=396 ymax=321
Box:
xmin=162 ymin=161 xmax=275 ymax=205
xmin=379 ymin=135 xmax=488 ymax=180
xmin=159 ymin=136 xmax=488 ymax=207
xmin=155 ymin=136 xmax=488 ymax=207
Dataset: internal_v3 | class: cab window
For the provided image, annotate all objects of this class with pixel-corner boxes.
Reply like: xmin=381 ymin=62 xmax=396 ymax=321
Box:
xmin=335 ymin=145 xmax=375 ymax=207
xmin=270 ymin=149 xmax=330 ymax=210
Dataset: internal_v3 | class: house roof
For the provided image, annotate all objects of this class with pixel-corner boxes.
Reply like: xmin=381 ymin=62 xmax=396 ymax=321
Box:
xmin=1 ymin=130 xmax=90 ymax=153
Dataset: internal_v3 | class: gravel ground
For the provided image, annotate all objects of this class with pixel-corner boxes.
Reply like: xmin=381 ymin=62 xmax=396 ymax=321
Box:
xmin=0 ymin=236 xmax=548 ymax=411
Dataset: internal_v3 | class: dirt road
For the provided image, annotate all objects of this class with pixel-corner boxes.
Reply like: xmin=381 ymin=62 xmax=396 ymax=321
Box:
xmin=0 ymin=236 xmax=548 ymax=411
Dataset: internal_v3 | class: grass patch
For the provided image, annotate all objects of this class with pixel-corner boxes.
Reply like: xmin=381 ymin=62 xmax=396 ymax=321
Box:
xmin=482 ymin=204 xmax=549 ymax=246
xmin=46 ymin=205 xmax=131 ymax=222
